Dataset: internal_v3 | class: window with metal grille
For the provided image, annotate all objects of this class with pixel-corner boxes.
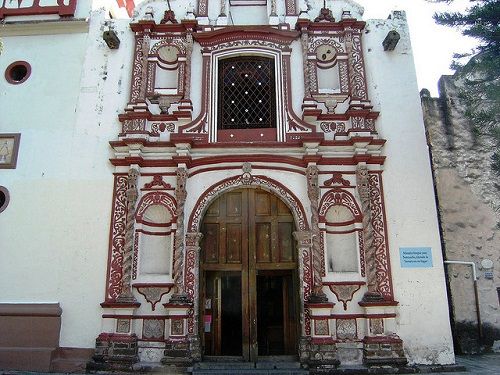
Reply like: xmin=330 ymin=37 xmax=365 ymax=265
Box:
xmin=218 ymin=56 xmax=276 ymax=130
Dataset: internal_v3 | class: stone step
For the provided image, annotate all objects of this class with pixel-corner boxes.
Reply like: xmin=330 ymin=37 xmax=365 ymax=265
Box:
xmin=191 ymin=370 xmax=308 ymax=375
xmin=191 ymin=361 xmax=308 ymax=375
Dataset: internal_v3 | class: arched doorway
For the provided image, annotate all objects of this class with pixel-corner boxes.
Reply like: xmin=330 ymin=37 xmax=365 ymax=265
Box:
xmin=199 ymin=187 xmax=299 ymax=361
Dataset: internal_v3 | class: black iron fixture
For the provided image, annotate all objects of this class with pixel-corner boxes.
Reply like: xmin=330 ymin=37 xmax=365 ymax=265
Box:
xmin=103 ymin=30 xmax=120 ymax=49
xmin=382 ymin=30 xmax=400 ymax=51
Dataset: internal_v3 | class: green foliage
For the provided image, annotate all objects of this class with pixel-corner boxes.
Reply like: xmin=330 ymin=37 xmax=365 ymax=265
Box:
xmin=432 ymin=0 xmax=500 ymax=54
xmin=430 ymin=1 xmax=500 ymax=175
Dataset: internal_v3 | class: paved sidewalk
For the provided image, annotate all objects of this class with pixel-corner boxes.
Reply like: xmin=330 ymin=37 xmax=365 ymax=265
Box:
xmin=1 ymin=353 xmax=499 ymax=374
xmin=432 ymin=353 xmax=500 ymax=374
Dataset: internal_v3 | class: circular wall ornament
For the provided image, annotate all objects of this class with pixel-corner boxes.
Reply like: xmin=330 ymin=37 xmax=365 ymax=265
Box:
xmin=316 ymin=44 xmax=336 ymax=63
xmin=5 ymin=61 xmax=31 ymax=84
xmin=0 ymin=186 xmax=10 ymax=213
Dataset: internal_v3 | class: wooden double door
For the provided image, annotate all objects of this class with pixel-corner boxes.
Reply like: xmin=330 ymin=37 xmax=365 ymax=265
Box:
xmin=200 ymin=188 xmax=299 ymax=361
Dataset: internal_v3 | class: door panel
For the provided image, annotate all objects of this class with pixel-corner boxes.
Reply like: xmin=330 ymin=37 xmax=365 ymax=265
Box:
xmin=201 ymin=188 xmax=298 ymax=361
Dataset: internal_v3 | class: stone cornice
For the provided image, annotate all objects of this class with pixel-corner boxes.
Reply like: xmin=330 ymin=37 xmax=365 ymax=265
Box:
xmin=0 ymin=18 xmax=88 ymax=36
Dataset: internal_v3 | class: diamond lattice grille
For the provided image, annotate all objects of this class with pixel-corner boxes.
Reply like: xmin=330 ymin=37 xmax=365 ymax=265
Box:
xmin=218 ymin=56 xmax=276 ymax=130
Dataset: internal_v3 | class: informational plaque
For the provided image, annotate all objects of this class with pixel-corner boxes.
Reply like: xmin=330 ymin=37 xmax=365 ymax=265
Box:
xmin=399 ymin=247 xmax=433 ymax=268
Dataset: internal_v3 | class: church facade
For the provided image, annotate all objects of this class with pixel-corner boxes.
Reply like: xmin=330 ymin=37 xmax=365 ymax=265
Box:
xmin=0 ymin=0 xmax=455 ymax=372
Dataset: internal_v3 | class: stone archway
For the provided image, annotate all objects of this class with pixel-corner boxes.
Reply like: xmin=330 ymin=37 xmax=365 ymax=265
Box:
xmin=182 ymin=169 xmax=314 ymax=361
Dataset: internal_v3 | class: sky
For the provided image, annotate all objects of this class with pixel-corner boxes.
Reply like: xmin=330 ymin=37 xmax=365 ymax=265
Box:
xmin=356 ymin=0 xmax=478 ymax=96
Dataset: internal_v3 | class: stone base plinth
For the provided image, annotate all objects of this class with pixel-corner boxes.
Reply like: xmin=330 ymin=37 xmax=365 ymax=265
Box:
xmin=362 ymin=335 xmax=407 ymax=366
xmin=89 ymin=333 xmax=138 ymax=371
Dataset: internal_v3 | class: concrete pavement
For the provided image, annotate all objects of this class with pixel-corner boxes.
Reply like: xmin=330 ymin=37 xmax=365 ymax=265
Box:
xmin=1 ymin=353 xmax=499 ymax=374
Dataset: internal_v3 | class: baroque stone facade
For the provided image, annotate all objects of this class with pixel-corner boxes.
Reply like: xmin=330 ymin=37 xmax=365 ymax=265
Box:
xmin=0 ymin=0 xmax=455 ymax=372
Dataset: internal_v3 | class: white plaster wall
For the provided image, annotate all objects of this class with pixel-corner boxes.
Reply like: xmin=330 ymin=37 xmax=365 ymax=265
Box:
xmin=362 ymin=12 xmax=454 ymax=364
xmin=0 ymin=10 xmax=134 ymax=348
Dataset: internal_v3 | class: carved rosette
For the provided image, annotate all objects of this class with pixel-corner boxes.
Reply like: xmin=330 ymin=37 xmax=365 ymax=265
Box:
xmin=117 ymin=168 xmax=140 ymax=303
xmin=306 ymin=166 xmax=326 ymax=302
xmin=171 ymin=167 xmax=188 ymax=300
xmin=356 ymin=165 xmax=379 ymax=299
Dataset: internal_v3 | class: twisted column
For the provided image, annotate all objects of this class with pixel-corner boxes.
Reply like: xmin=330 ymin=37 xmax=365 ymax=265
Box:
xmin=117 ymin=168 xmax=140 ymax=303
xmin=356 ymin=165 xmax=382 ymax=301
xmin=171 ymin=167 xmax=189 ymax=303
xmin=306 ymin=165 xmax=327 ymax=302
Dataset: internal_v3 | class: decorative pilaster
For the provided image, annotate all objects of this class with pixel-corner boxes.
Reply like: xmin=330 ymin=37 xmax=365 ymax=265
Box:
xmin=306 ymin=165 xmax=327 ymax=302
xmin=183 ymin=33 xmax=194 ymax=102
xmin=220 ymin=0 xmax=226 ymax=16
xmin=270 ymin=0 xmax=277 ymax=16
xmin=345 ymin=28 xmax=369 ymax=107
xmin=356 ymin=164 xmax=382 ymax=302
xmin=301 ymin=32 xmax=311 ymax=98
xmin=116 ymin=168 xmax=140 ymax=304
xmin=170 ymin=167 xmax=189 ymax=304
xmin=293 ymin=230 xmax=313 ymax=303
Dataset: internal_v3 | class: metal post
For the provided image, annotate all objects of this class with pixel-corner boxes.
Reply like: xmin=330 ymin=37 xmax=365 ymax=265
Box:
xmin=444 ymin=260 xmax=483 ymax=342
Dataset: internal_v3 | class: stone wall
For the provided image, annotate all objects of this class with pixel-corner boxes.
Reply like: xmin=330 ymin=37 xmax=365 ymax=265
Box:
xmin=421 ymin=74 xmax=500 ymax=353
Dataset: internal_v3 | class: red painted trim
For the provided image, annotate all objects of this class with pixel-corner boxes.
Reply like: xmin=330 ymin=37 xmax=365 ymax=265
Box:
xmin=193 ymin=26 xmax=299 ymax=47
xmin=100 ymin=302 xmax=141 ymax=308
xmin=309 ymin=315 xmax=331 ymax=320
xmin=135 ymin=228 xmax=174 ymax=236
xmin=311 ymin=337 xmax=336 ymax=345
xmin=189 ymin=164 xmax=305 ymax=178
xmin=110 ymin=157 xmax=178 ymax=167
xmin=102 ymin=314 xmax=168 ymax=319
xmin=305 ymin=302 xmax=335 ymax=308
xmin=187 ymin=154 xmax=306 ymax=169
xmin=330 ymin=313 xmax=396 ymax=319
xmin=188 ymin=174 xmax=309 ymax=232
xmin=358 ymin=301 xmax=399 ymax=307
xmin=0 ymin=0 xmax=77 ymax=19
xmin=133 ymin=283 xmax=174 ymax=288
xmin=217 ymin=128 xmax=277 ymax=143
xmin=325 ymin=226 xmax=360 ymax=233
xmin=97 ymin=333 xmax=138 ymax=342
xmin=376 ymin=171 xmax=395 ymax=299
xmin=163 ymin=303 xmax=192 ymax=309
xmin=103 ymin=174 xmax=127 ymax=303
xmin=324 ymin=281 xmax=365 ymax=286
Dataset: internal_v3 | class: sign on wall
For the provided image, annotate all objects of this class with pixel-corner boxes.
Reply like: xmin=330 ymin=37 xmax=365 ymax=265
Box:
xmin=400 ymin=247 xmax=433 ymax=268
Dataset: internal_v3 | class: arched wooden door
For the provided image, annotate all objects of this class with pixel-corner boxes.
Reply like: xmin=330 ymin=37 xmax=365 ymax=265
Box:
xmin=200 ymin=188 xmax=299 ymax=361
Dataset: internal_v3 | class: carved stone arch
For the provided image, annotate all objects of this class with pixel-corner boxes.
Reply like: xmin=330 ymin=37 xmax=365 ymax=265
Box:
xmin=136 ymin=191 xmax=177 ymax=224
xmin=150 ymin=38 xmax=186 ymax=56
xmin=319 ymin=189 xmax=362 ymax=223
xmin=309 ymin=37 xmax=345 ymax=54
xmin=188 ymin=173 xmax=309 ymax=233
